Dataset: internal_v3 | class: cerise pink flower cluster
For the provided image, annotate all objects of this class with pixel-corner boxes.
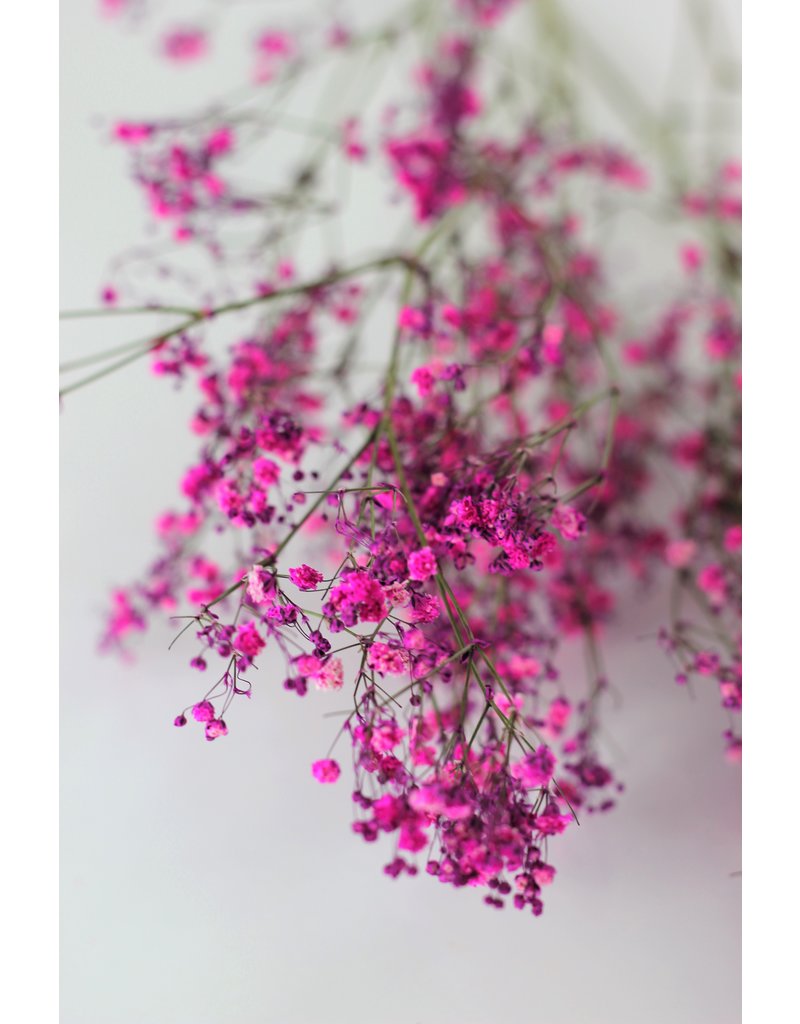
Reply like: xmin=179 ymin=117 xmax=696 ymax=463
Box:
xmin=68 ymin=0 xmax=740 ymax=915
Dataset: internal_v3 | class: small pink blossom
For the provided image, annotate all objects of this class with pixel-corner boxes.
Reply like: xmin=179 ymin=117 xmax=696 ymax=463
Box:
xmin=398 ymin=821 xmax=429 ymax=852
xmin=397 ymin=305 xmax=428 ymax=329
xmin=495 ymin=693 xmax=524 ymax=717
xmin=384 ymin=581 xmax=411 ymax=608
xmin=724 ymin=525 xmax=742 ymax=552
xmin=404 ymin=628 xmax=427 ymax=652
xmin=368 ymin=720 xmax=405 ymax=752
xmin=506 ymin=654 xmax=542 ymax=680
xmin=192 ymin=700 xmax=215 ymax=723
xmin=162 ymin=28 xmax=208 ymax=62
xmin=295 ymin=654 xmax=322 ymax=677
xmin=257 ymin=31 xmax=293 ymax=55
xmin=408 ymin=547 xmax=438 ymax=581
xmin=252 ymin=457 xmax=280 ymax=489
xmin=511 ymin=746 xmax=556 ymax=788
xmin=665 ymin=539 xmax=698 ymax=568
xmin=247 ymin=566 xmax=274 ymax=605
xmin=546 ymin=697 xmax=572 ymax=736
xmin=551 ymin=505 xmax=587 ymax=541
xmin=315 ymin=658 xmax=344 ymax=692
xmin=234 ymin=621 xmax=265 ymax=658
xmin=367 ymin=642 xmax=409 ymax=676
xmin=205 ymin=127 xmax=234 ymax=156
xmin=288 ymin=564 xmax=324 ymax=590
xmin=205 ymin=719 xmax=228 ymax=741
xmin=324 ymin=570 xmax=387 ymax=625
xmin=410 ymin=366 xmax=436 ymax=397
xmin=341 ymin=118 xmax=367 ymax=161
xmin=254 ymin=31 xmax=294 ymax=82
xmin=312 ymin=758 xmax=341 ymax=783
xmin=409 ymin=594 xmax=442 ymax=623
xmin=113 ymin=121 xmax=154 ymax=144
xmin=697 ymin=563 xmax=727 ymax=607
xmin=100 ymin=0 xmax=128 ymax=18
xmin=680 ymin=244 xmax=704 ymax=273
xmin=695 ymin=651 xmax=721 ymax=675
xmin=532 ymin=864 xmax=556 ymax=886
xmin=534 ymin=806 xmax=572 ymax=836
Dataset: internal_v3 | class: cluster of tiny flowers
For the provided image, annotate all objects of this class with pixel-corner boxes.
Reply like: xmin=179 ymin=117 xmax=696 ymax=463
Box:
xmin=76 ymin=0 xmax=740 ymax=916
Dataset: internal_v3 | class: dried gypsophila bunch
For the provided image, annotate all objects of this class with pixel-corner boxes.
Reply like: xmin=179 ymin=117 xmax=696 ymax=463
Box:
xmin=63 ymin=0 xmax=740 ymax=913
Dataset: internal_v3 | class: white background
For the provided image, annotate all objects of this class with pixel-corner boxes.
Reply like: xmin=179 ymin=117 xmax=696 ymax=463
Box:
xmin=60 ymin=2 xmax=741 ymax=1022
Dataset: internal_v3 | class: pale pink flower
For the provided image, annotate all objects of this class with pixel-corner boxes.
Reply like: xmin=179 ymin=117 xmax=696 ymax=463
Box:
xmin=311 ymin=759 xmax=341 ymax=783
xmin=665 ymin=539 xmax=698 ymax=568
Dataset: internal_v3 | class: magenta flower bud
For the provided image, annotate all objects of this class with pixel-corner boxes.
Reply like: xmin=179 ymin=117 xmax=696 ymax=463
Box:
xmin=174 ymin=714 xmax=187 ymax=727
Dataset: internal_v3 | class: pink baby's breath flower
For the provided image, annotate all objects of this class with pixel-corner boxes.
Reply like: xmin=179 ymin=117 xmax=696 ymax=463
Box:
xmin=534 ymin=805 xmax=572 ymax=836
xmin=495 ymin=693 xmax=524 ymax=717
xmin=680 ymin=244 xmax=704 ymax=273
xmin=205 ymin=719 xmax=228 ymax=741
xmin=546 ymin=697 xmax=572 ymax=736
xmin=403 ymin=628 xmax=427 ymax=652
xmin=252 ymin=457 xmax=280 ymax=489
xmin=532 ymin=864 xmax=556 ymax=886
xmin=254 ymin=31 xmax=294 ymax=82
xmin=324 ymin=570 xmax=387 ymax=625
xmin=246 ymin=566 xmax=274 ymax=605
xmin=697 ymin=563 xmax=727 ymax=607
xmin=408 ymin=547 xmax=438 ymax=581
xmin=510 ymin=747 xmax=557 ymax=788
xmin=288 ymin=564 xmax=324 ymax=591
xmin=113 ymin=121 xmax=154 ymax=144
xmin=409 ymin=594 xmax=442 ymax=623
xmin=162 ymin=27 xmax=208 ymax=62
xmin=257 ymin=30 xmax=293 ymax=55
xmin=410 ymin=366 xmax=436 ymax=397
xmin=665 ymin=539 xmax=698 ymax=568
xmin=724 ymin=525 xmax=742 ymax=552
xmin=695 ymin=651 xmax=721 ymax=675
xmin=295 ymin=654 xmax=322 ymax=677
xmin=551 ymin=505 xmax=587 ymax=541
xmin=457 ymin=0 xmax=520 ymax=28
xmin=312 ymin=758 xmax=341 ymax=783
xmin=99 ymin=0 xmax=128 ymax=17
xmin=192 ymin=700 xmax=215 ymax=723
xmin=315 ymin=658 xmax=344 ymax=692
xmin=507 ymin=654 xmax=542 ymax=680
xmin=384 ymin=581 xmax=411 ymax=608
xmin=341 ymin=118 xmax=367 ymax=161
xmin=542 ymin=323 xmax=565 ymax=348
xmin=367 ymin=642 xmax=409 ymax=676
xmin=234 ymin=621 xmax=265 ymax=658
xmin=398 ymin=306 xmax=427 ymax=331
